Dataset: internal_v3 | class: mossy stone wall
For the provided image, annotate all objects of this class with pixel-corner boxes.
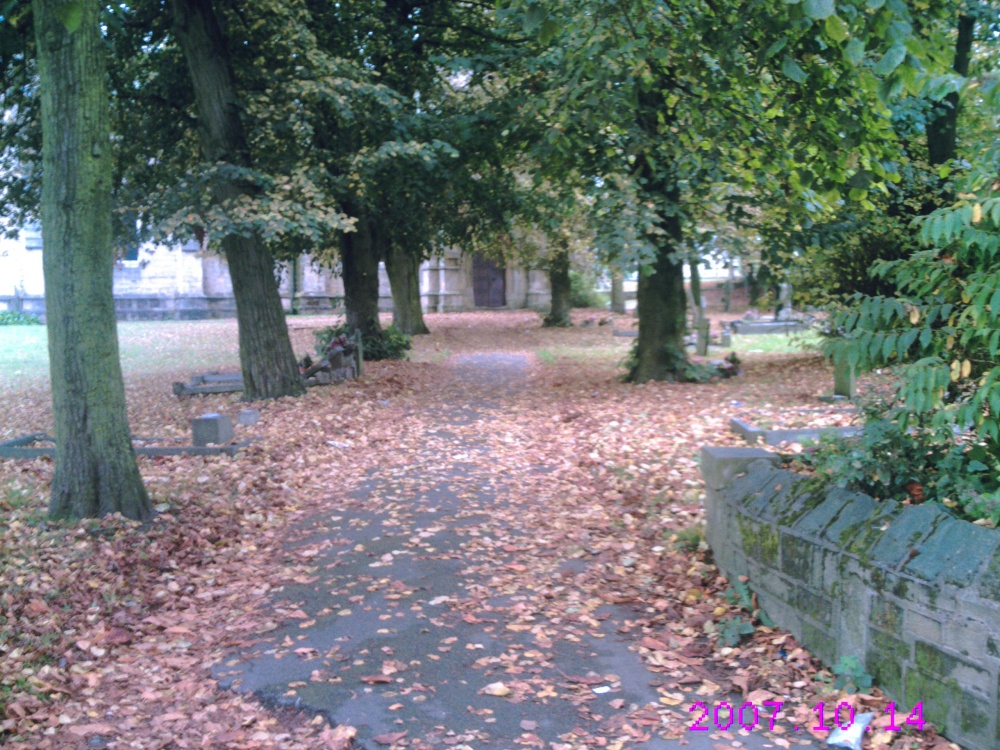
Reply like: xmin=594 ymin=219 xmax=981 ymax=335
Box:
xmin=701 ymin=447 xmax=1000 ymax=750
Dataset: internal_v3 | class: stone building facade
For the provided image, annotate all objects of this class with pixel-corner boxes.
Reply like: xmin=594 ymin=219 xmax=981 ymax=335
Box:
xmin=0 ymin=227 xmax=550 ymax=321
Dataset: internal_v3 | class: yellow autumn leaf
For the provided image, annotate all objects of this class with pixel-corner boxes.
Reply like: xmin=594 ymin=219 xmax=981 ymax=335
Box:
xmin=972 ymin=203 xmax=983 ymax=224
xmin=908 ymin=307 xmax=919 ymax=324
xmin=962 ymin=359 xmax=971 ymax=378
xmin=950 ymin=360 xmax=961 ymax=381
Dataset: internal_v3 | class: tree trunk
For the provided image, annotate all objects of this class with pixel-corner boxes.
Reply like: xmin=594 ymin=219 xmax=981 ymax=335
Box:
xmin=926 ymin=14 xmax=974 ymax=168
xmin=688 ymin=256 xmax=702 ymax=327
xmin=610 ymin=270 xmax=625 ymax=314
xmin=341 ymin=214 xmax=383 ymax=338
xmin=628 ymin=189 xmax=687 ymax=383
xmin=35 ymin=0 xmax=151 ymax=521
xmin=544 ymin=242 xmax=572 ymax=327
xmin=384 ymin=242 xmax=429 ymax=335
xmin=170 ymin=0 xmax=303 ymax=401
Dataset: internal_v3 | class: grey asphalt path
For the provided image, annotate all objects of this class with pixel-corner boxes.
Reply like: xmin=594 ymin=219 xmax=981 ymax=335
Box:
xmin=214 ymin=354 xmax=820 ymax=749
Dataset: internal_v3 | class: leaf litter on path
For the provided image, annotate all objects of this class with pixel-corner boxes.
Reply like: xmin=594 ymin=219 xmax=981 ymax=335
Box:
xmin=0 ymin=311 xmax=951 ymax=749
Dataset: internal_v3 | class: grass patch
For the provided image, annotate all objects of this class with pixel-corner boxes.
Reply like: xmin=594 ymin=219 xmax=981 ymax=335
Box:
xmin=0 ymin=320 xmax=244 ymax=389
xmin=730 ymin=330 xmax=821 ymax=355
xmin=536 ymin=349 xmax=556 ymax=365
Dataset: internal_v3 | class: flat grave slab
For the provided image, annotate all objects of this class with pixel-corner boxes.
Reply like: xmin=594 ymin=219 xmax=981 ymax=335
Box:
xmin=730 ymin=319 xmax=811 ymax=335
xmin=0 ymin=432 xmax=254 ymax=459
xmin=727 ymin=404 xmax=860 ymax=446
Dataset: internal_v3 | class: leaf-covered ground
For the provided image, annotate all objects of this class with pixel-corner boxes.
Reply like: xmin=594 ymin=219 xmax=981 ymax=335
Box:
xmin=0 ymin=311 xmax=957 ymax=749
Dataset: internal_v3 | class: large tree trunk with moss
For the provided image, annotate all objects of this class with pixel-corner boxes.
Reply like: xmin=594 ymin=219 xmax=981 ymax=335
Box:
xmin=35 ymin=0 xmax=151 ymax=521
xmin=628 ymin=189 xmax=687 ymax=383
xmin=170 ymin=0 xmax=303 ymax=401
xmin=544 ymin=242 xmax=572 ymax=327
xmin=384 ymin=241 xmax=429 ymax=335
xmin=341 ymin=214 xmax=383 ymax=338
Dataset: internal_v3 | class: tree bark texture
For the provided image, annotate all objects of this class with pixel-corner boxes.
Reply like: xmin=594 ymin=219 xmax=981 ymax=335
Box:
xmin=688 ymin=257 xmax=702 ymax=327
xmin=628 ymin=174 xmax=687 ymax=383
xmin=926 ymin=14 xmax=974 ymax=168
xmin=34 ymin=0 xmax=151 ymax=520
xmin=544 ymin=242 xmax=572 ymax=327
xmin=341 ymin=214 xmax=383 ymax=338
xmin=170 ymin=0 xmax=303 ymax=400
xmin=385 ymin=241 xmax=429 ymax=335
xmin=610 ymin=271 xmax=626 ymax=314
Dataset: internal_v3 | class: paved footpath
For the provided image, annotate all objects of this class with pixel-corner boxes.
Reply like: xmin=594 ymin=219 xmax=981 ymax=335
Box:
xmin=215 ymin=355 xmax=819 ymax=750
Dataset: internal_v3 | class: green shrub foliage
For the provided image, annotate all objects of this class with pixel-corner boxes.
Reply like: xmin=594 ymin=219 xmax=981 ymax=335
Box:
xmin=817 ymin=187 xmax=1000 ymax=527
xmin=0 ymin=311 xmax=41 ymax=326
xmin=315 ymin=324 xmax=411 ymax=361
xmin=568 ymin=270 xmax=604 ymax=309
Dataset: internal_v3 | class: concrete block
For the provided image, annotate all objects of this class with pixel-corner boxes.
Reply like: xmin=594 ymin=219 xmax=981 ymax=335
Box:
xmin=794 ymin=489 xmax=853 ymax=540
xmin=790 ymin=585 xmax=833 ymax=626
xmin=914 ymin=641 xmax=992 ymax=694
xmin=833 ymin=358 xmax=856 ymax=398
xmin=780 ymin=532 xmax=823 ymax=588
xmin=192 ymin=413 xmax=233 ymax=446
xmin=699 ymin=447 xmax=778 ymax=491
xmin=870 ymin=598 xmax=904 ymax=636
xmin=237 ymin=409 xmax=260 ymax=426
xmin=905 ymin=610 xmax=943 ymax=643
xmin=820 ymin=491 xmax=878 ymax=547
xmin=842 ymin=500 xmax=902 ymax=559
xmin=868 ymin=504 xmax=943 ymax=567
xmin=867 ymin=628 xmax=910 ymax=698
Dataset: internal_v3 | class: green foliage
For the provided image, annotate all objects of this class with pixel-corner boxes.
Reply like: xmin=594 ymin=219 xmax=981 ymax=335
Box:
xmin=568 ymin=270 xmax=603 ymax=308
xmin=832 ymin=655 xmax=874 ymax=695
xmin=0 ymin=310 xmax=41 ymax=326
xmin=714 ymin=577 xmax=775 ymax=649
xmin=819 ymin=158 xmax=1000 ymax=526
xmin=315 ymin=323 xmax=411 ymax=362
xmin=717 ymin=617 xmax=756 ymax=647
xmin=798 ymin=399 xmax=1000 ymax=526
xmin=672 ymin=525 xmax=705 ymax=553
xmin=722 ymin=578 xmax=754 ymax=610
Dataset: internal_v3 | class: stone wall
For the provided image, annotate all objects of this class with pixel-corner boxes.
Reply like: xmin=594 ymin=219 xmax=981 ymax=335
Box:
xmin=700 ymin=447 xmax=1000 ymax=750
xmin=0 ymin=239 xmax=551 ymax=320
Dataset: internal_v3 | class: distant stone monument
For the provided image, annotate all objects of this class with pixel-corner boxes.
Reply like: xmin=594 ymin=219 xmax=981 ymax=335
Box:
xmin=775 ymin=283 xmax=794 ymax=321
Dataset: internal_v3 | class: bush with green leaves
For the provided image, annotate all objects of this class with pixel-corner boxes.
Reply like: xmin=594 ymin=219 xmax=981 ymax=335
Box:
xmin=0 ymin=310 xmax=41 ymax=326
xmin=568 ymin=270 xmax=604 ymax=309
xmin=820 ymin=176 xmax=1000 ymax=527
xmin=797 ymin=398 xmax=1000 ymax=526
xmin=315 ymin=324 xmax=411 ymax=362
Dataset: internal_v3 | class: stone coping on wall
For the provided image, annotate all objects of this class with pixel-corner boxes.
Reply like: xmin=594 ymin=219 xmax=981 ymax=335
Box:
xmin=700 ymin=446 xmax=1000 ymax=750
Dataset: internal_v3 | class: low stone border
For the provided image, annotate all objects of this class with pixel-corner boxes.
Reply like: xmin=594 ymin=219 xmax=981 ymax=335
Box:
xmin=700 ymin=446 xmax=1000 ymax=750
xmin=729 ymin=319 xmax=811 ymax=335
xmin=0 ymin=433 xmax=253 ymax=459
xmin=729 ymin=417 xmax=859 ymax=445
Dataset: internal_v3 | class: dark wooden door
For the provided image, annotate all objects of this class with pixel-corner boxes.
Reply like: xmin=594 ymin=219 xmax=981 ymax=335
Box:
xmin=472 ymin=255 xmax=506 ymax=308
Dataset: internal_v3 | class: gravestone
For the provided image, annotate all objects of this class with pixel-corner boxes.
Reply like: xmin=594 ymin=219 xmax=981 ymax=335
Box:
xmin=833 ymin=357 xmax=856 ymax=399
xmin=719 ymin=326 xmax=732 ymax=348
xmin=192 ymin=413 xmax=234 ymax=446
xmin=776 ymin=282 xmax=794 ymax=320
xmin=238 ymin=409 xmax=260 ymax=426
xmin=696 ymin=319 xmax=710 ymax=356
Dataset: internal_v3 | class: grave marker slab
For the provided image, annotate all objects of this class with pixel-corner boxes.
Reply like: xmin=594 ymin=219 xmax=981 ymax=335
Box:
xmin=192 ymin=413 xmax=234 ymax=446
